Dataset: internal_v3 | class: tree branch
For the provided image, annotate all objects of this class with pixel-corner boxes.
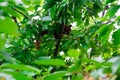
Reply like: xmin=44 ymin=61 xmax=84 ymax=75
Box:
xmin=53 ymin=23 xmax=64 ymax=57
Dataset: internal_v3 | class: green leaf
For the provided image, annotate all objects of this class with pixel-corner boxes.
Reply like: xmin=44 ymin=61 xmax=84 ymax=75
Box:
xmin=21 ymin=71 xmax=36 ymax=77
xmin=0 ymin=18 xmax=18 ymax=36
xmin=0 ymin=69 xmax=32 ymax=80
xmin=14 ymin=5 xmax=29 ymax=16
xmin=103 ymin=67 xmax=112 ymax=74
xmin=95 ymin=0 xmax=103 ymax=9
xmin=67 ymin=59 xmax=82 ymax=72
xmin=99 ymin=24 xmax=113 ymax=45
xmin=1 ymin=6 xmax=21 ymax=19
xmin=0 ymin=41 xmax=5 ymax=49
xmin=0 ymin=0 xmax=5 ymax=2
xmin=0 ymin=63 xmax=40 ymax=74
xmin=32 ymin=0 xmax=42 ymax=5
xmin=92 ymin=23 xmax=113 ymax=45
xmin=72 ymin=73 xmax=84 ymax=80
xmin=117 ymin=19 xmax=120 ymax=26
xmin=105 ymin=0 xmax=116 ymax=5
xmin=105 ymin=5 xmax=120 ymax=19
xmin=0 ymin=35 xmax=5 ymax=49
xmin=49 ymin=5 xmax=57 ymax=19
xmin=67 ymin=49 xmax=80 ymax=58
xmin=33 ymin=57 xmax=65 ymax=66
xmin=26 ymin=5 xmax=34 ymax=11
xmin=22 ymin=0 xmax=31 ymax=5
xmin=112 ymin=29 xmax=120 ymax=45
xmin=44 ymin=71 xmax=67 ymax=80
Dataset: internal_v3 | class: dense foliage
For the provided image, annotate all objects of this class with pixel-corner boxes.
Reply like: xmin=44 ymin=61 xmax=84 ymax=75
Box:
xmin=0 ymin=0 xmax=120 ymax=80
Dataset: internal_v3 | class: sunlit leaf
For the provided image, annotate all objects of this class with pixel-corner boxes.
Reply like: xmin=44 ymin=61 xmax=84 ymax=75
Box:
xmin=99 ymin=24 xmax=113 ymax=45
xmin=33 ymin=57 xmax=65 ymax=66
xmin=103 ymin=67 xmax=112 ymax=74
xmin=0 ymin=63 xmax=40 ymax=74
xmin=92 ymin=23 xmax=113 ymax=45
xmin=112 ymin=29 xmax=120 ymax=45
xmin=105 ymin=0 xmax=116 ymax=5
xmin=0 ymin=18 xmax=18 ymax=36
xmin=0 ymin=36 xmax=5 ymax=49
xmin=49 ymin=5 xmax=57 ymax=19
xmin=22 ymin=0 xmax=31 ymax=5
xmin=67 ymin=49 xmax=80 ymax=58
xmin=44 ymin=71 xmax=67 ymax=80
xmin=32 ymin=0 xmax=43 ymax=5
xmin=67 ymin=59 xmax=82 ymax=72
xmin=13 ymin=4 xmax=29 ymax=16
xmin=105 ymin=5 xmax=120 ymax=19
xmin=72 ymin=73 xmax=84 ymax=80
xmin=1 ymin=6 xmax=21 ymax=19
